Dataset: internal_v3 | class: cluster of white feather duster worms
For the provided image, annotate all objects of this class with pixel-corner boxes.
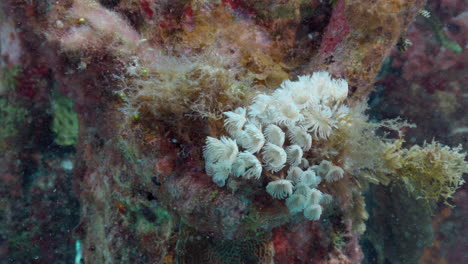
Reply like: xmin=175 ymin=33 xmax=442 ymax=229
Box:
xmin=203 ymin=71 xmax=349 ymax=220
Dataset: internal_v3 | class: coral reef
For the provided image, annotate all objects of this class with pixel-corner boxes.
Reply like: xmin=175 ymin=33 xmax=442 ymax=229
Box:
xmin=1 ymin=0 xmax=466 ymax=263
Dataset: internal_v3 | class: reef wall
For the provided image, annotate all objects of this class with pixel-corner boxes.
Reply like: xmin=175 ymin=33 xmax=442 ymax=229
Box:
xmin=1 ymin=1 xmax=466 ymax=264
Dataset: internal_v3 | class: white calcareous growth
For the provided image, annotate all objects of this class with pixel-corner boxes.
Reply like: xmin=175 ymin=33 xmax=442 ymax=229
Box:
xmin=232 ymin=151 xmax=262 ymax=179
xmin=294 ymin=184 xmax=313 ymax=198
xmin=304 ymin=204 xmax=323 ymax=220
xmin=317 ymin=160 xmax=333 ymax=176
xmin=288 ymin=126 xmax=312 ymax=151
xmin=325 ymin=166 xmax=345 ymax=182
xmin=262 ymin=143 xmax=287 ymax=172
xmin=223 ymin=107 xmax=247 ymax=136
xmin=286 ymin=166 xmax=304 ymax=184
xmin=299 ymin=158 xmax=309 ymax=169
xmin=282 ymin=78 xmax=315 ymax=108
xmin=309 ymin=71 xmax=348 ymax=102
xmin=237 ymin=123 xmax=265 ymax=153
xmin=286 ymin=194 xmax=308 ymax=213
xmin=266 ymin=179 xmax=294 ymax=199
xmin=309 ymin=188 xmax=323 ymax=204
xmin=264 ymin=124 xmax=285 ymax=147
xmin=286 ymin=145 xmax=303 ymax=166
xmin=303 ymin=106 xmax=335 ymax=139
xmin=272 ymin=96 xmax=303 ymax=125
xmin=212 ymin=162 xmax=231 ymax=187
xmin=203 ymin=136 xmax=238 ymax=164
xmin=203 ymin=71 xmax=351 ymax=221
xmin=302 ymin=169 xmax=321 ymax=187
xmin=248 ymin=94 xmax=273 ymax=120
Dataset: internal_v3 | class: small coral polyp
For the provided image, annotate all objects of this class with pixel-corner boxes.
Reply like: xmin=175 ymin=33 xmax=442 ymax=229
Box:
xmin=203 ymin=71 xmax=349 ymax=221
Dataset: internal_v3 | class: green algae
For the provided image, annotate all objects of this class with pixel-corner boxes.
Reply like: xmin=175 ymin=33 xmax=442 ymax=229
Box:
xmin=395 ymin=141 xmax=466 ymax=205
xmin=1 ymin=66 xmax=20 ymax=92
xmin=51 ymin=90 xmax=79 ymax=146
xmin=0 ymin=98 xmax=28 ymax=150
xmin=424 ymin=13 xmax=462 ymax=54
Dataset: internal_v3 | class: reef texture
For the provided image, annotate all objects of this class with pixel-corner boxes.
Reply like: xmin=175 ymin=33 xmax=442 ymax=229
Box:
xmin=2 ymin=0 xmax=467 ymax=264
xmin=367 ymin=1 xmax=468 ymax=263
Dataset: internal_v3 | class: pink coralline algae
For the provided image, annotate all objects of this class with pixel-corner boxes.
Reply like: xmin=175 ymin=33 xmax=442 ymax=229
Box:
xmin=319 ymin=0 xmax=350 ymax=55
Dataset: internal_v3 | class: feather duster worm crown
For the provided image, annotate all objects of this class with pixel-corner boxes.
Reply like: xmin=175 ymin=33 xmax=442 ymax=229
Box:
xmin=203 ymin=71 xmax=350 ymax=220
